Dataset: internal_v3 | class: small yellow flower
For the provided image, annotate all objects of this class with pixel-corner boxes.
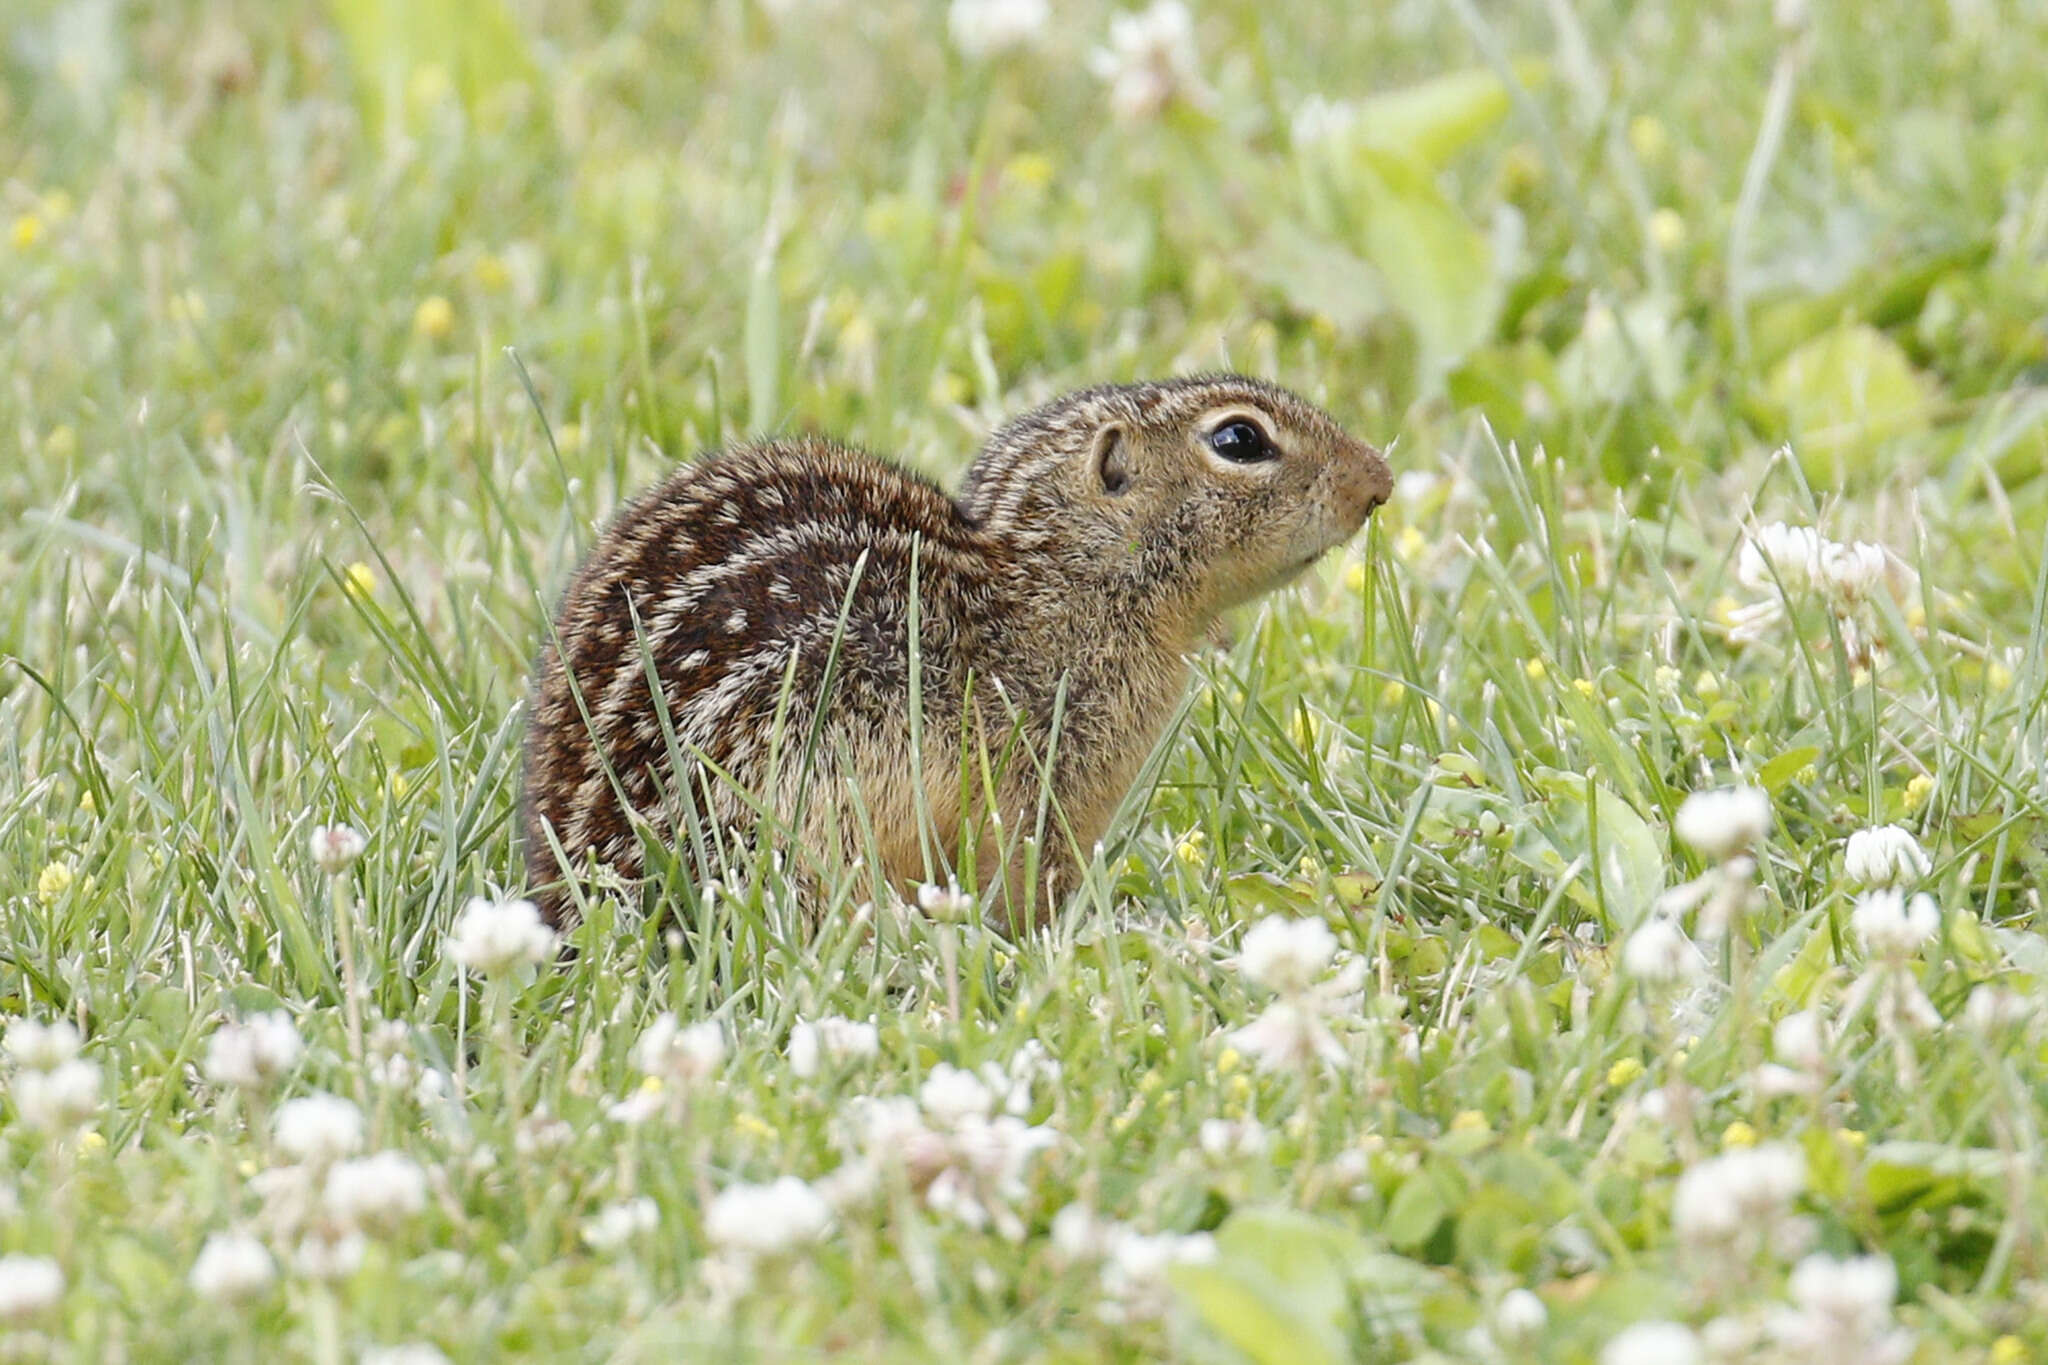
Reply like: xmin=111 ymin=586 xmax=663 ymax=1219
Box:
xmin=1216 ymin=1047 xmax=1242 ymax=1076
xmin=1836 ymin=1127 xmax=1866 ymax=1151
xmin=1905 ymin=603 xmax=1927 ymax=631
xmin=1287 ymin=709 xmax=1320 ymax=751
xmin=732 ymin=1113 xmax=777 ymax=1142
xmin=1379 ymin=679 xmax=1406 ymax=708
xmin=1647 ymin=208 xmax=1686 ymax=251
xmin=1628 ymin=114 xmax=1670 ymax=163
xmin=1296 ymin=855 xmax=1318 ymax=880
xmin=41 ymin=190 xmax=73 ymax=222
xmin=1523 ymin=658 xmax=1546 ymax=681
xmin=77 ymin=790 xmax=95 ymax=815
xmin=928 ymin=370 xmax=970 ymax=407
xmin=1309 ymin=314 xmax=1339 ymax=345
xmin=1394 ymin=526 xmax=1427 ymax=561
xmin=1989 ymin=1335 xmax=2026 ymax=1365
xmin=1174 ymin=830 xmax=1207 ymax=867
xmin=638 ymin=1075 xmax=664 ymax=1096
xmin=1653 ymin=665 xmax=1680 ymax=693
xmin=1693 ymin=670 xmax=1722 ymax=701
xmin=1003 ymin=151 xmax=1054 ymax=190
xmin=12 ymin=213 xmax=44 ymax=250
xmin=413 ymin=295 xmax=455 ymax=341
xmin=1341 ymin=560 xmax=1369 ymax=594
xmin=473 ymin=253 xmax=510 ymax=292
xmin=45 ymin=424 xmax=77 ymax=460
xmin=389 ymin=771 xmax=410 ymax=799
xmin=1137 ymin=1069 xmax=1164 ymax=1095
xmin=79 ymin=1130 xmax=106 ymax=1152
xmin=1227 ymin=1074 xmax=1251 ymax=1105
xmin=1989 ymin=659 xmax=2014 ymax=691
xmin=1720 ymin=1121 xmax=1758 ymax=1149
xmin=1795 ymin=763 xmax=1818 ymax=785
xmin=1450 ymin=1109 xmax=1489 ymax=1134
xmin=1709 ymin=596 xmax=1743 ymax=627
xmin=37 ymin=860 xmax=75 ymax=905
xmin=1902 ymin=773 xmax=1934 ymax=814
xmin=1672 ymin=1048 xmax=1689 ymax=1067
xmin=1851 ymin=666 xmax=1871 ymax=688
xmin=1606 ymin=1057 xmax=1645 ymax=1088
xmin=1572 ymin=677 xmax=1597 ymax=699
xmin=343 ymin=561 xmax=378 ymax=600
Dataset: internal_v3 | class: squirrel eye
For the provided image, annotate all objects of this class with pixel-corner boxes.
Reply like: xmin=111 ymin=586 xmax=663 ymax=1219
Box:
xmin=1208 ymin=419 xmax=1272 ymax=463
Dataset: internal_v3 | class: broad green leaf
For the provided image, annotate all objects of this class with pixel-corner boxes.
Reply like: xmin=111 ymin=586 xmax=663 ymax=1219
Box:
xmin=1516 ymin=769 xmax=1666 ymax=930
xmin=1353 ymin=147 xmax=1501 ymax=386
xmin=1244 ymin=223 xmax=1387 ymax=333
xmin=1350 ymin=65 xmax=1529 ymax=166
xmin=322 ymin=0 xmax=534 ymax=133
xmin=1757 ymin=745 xmax=1822 ymax=794
xmin=1381 ymin=1171 xmax=1449 ymax=1251
xmin=1170 ymin=1262 xmax=1346 ymax=1365
xmin=1767 ymin=324 xmax=1938 ymax=483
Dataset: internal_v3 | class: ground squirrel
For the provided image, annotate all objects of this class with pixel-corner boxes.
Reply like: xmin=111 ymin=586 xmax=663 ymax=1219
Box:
xmin=521 ymin=375 xmax=1391 ymax=929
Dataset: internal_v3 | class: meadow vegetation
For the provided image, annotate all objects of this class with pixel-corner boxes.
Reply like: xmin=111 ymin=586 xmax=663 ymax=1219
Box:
xmin=2 ymin=0 xmax=2046 ymax=1359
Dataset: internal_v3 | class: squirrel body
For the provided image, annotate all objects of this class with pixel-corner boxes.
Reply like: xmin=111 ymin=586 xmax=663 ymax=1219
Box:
xmin=521 ymin=375 xmax=1390 ymax=927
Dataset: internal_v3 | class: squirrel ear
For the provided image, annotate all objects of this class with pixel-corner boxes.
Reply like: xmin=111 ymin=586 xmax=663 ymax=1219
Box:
xmin=1093 ymin=424 xmax=1130 ymax=495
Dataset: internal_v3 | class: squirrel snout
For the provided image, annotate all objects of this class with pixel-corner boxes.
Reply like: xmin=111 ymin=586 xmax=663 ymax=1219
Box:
xmin=1337 ymin=442 xmax=1394 ymax=524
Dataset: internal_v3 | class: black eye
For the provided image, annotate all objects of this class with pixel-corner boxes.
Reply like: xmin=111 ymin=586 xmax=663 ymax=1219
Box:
xmin=1208 ymin=419 xmax=1272 ymax=463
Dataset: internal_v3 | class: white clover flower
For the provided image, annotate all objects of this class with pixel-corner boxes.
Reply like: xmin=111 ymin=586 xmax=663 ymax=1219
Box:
xmin=1495 ymin=1287 xmax=1548 ymax=1342
xmin=308 ymin=823 xmax=367 ymax=875
xmin=1238 ymin=914 xmax=1338 ymax=994
xmin=1769 ymin=1253 xmax=1912 ymax=1364
xmin=273 ymin=1093 xmax=364 ymax=1166
xmin=605 ymin=1082 xmax=666 ymax=1126
xmin=1602 ymin=1321 xmax=1701 ymax=1365
xmin=204 ymin=1011 xmax=304 ymax=1090
xmin=1843 ymin=826 xmax=1932 ymax=888
xmin=1816 ymin=541 xmax=1889 ymax=604
xmin=0 ymin=1255 xmax=64 ymax=1320
xmin=290 ymin=1229 xmax=367 ymax=1280
xmin=1772 ymin=1010 xmax=1827 ymax=1070
xmin=1671 ymin=1143 xmax=1805 ymax=1250
xmin=1100 ymin=1227 xmax=1215 ymax=1321
xmin=946 ymin=0 xmax=1047 ymax=58
xmin=13 ymin=1057 xmax=100 ymax=1131
xmin=189 ymin=1233 xmax=276 ymax=1301
xmin=787 ymin=1016 xmax=880 ymax=1079
xmin=5 ymin=1017 xmax=82 ymax=1071
xmin=630 ymin=1013 xmax=726 ymax=1084
xmin=446 ymin=895 xmax=557 ymax=975
xmin=1090 ymin=0 xmax=1206 ymax=123
xmin=703 ymin=1176 xmax=831 ymax=1257
xmin=1621 ymin=918 xmax=1704 ymax=985
xmin=1197 ymin=1117 xmax=1270 ymax=1160
xmin=1673 ymin=786 xmax=1771 ymax=861
xmin=1962 ymin=985 xmax=2033 ymax=1034
xmin=361 ymin=1347 xmax=452 ymax=1365
xmin=919 ymin=1063 xmax=994 ymax=1128
xmin=1050 ymin=1203 xmax=1111 ymax=1260
xmin=1290 ymin=95 xmax=1359 ymax=147
xmin=1851 ymin=889 xmax=1941 ymax=959
xmin=1737 ymin=522 xmax=1825 ymax=593
xmin=915 ymin=880 xmax=977 ymax=923
xmin=581 ymin=1196 xmax=658 ymax=1251
xmin=323 ymin=1151 xmax=428 ymax=1230
xmin=1232 ymin=997 xmax=1345 ymax=1071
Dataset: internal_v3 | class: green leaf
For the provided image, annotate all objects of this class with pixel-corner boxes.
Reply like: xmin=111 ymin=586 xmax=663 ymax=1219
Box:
xmin=1349 ymin=66 xmax=1526 ymax=166
xmin=1243 ymin=223 xmax=1387 ymax=333
xmin=1757 ymin=745 xmax=1822 ymax=794
xmin=322 ymin=0 xmax=534 ymax=133
xmin=1381 ymin=1171 xmax=1449 ymax=1251
xmin=1352 ymin=147 xmax=1501 ymax=386
xmin=1766 ymin=324 xmax=1938 ymax=484
xmin=1515 ymin=770 xmax=1666 ymax=930
xmin=1171 ymin=1262 xmax=1346 ymax=1365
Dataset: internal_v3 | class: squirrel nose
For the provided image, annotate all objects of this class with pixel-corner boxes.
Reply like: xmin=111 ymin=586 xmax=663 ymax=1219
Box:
xmin=1341 ymin=441 xmax=1394 ymax=522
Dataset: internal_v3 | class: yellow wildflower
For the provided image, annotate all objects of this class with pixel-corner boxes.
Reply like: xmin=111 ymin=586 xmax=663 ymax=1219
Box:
xmin=1606 ymin=1057 xmax=1645 ymax=1088
xmin=1720 ymin=1121 xmax=1758 ymax=1149
xmin=1902 ymin=773 xmax=1934 ymax=814
xmin=11 ymin=213 xmax=43 ymax=250
xmin=37 ymin=860 xmax=75 ymax=905
xmin=343 ymin=562 xmax=377 ymax=600
xmin=413 ymin=295 xmax=455 ymax=340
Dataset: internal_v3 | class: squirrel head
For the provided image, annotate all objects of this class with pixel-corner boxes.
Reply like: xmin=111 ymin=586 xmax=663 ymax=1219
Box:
xmin=958 ymin=375 xmax=1391 ymax=632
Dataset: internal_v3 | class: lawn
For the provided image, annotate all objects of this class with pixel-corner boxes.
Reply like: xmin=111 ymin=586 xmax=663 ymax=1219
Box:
xmin=2 ymin=0 xmax=2046 ymax=1360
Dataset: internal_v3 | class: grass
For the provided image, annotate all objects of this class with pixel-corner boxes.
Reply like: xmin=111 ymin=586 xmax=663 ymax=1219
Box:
xmin=3 ymin=0 xmax=2047 ymax=1360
